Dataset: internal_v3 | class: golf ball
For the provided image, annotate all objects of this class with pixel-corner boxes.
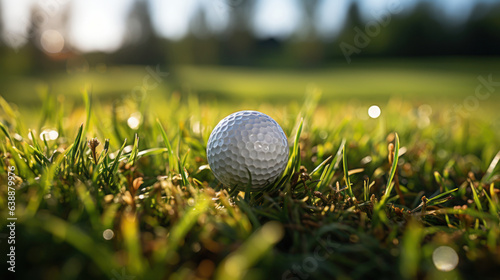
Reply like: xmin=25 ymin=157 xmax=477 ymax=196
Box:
xmin=207 ymin=111 xmax=289 ymax=190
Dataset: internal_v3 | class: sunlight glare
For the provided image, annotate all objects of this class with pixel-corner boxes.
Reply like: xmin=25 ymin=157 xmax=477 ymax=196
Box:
xmin=368 ymin=105 xmax=381 ymax=119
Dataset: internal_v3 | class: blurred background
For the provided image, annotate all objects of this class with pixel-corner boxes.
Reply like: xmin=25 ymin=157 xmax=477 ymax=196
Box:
xmin=1 ymin=0 xmax=500 ymax=107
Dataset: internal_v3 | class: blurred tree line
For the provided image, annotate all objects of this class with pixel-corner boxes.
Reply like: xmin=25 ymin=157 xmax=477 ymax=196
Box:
xmin=0 ymin=0 xmax=499 ymax=75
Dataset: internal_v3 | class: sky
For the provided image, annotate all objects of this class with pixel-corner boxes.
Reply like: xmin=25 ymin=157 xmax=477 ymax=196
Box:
xmin=0 ymin=0 xmax=496 ymax=53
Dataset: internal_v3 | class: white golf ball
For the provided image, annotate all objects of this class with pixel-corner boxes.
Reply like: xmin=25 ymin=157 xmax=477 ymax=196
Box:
xmin=207 ymin=111 xmax=289 ymax=190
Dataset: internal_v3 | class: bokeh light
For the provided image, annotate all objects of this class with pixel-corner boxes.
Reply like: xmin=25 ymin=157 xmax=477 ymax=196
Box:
xmin=40 ymin=30 xmax=65 ymax=53
xmin=368 ymin=105 xmax=381 ymax=119
xmin=432 ymin=246 xmax=459 ymax=272
xmin=40 ymin=129 xmax=59 ymax=141
xmin=127 ymin=113 xmax=142 ymax=130
xmin=103 ymin=229 xmax=114 ymax=240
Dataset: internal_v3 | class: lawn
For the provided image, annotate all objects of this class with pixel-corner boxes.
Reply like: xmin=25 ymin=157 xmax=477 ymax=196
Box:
xmin=1 ymin=59 xmax=500 ymax=279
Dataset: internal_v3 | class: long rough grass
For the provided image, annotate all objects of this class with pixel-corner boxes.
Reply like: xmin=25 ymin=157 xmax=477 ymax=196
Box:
xmin=0 ymin=87 xmax=499 ymax=280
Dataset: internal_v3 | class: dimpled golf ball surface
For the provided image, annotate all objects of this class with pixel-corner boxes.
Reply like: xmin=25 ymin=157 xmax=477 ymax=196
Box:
xmin=207 ymin=111 xmax=289 ymax=189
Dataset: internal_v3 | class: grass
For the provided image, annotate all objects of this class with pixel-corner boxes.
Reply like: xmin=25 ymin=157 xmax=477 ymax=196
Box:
xmin=0 ymin=67 xmax=500 ymax=280
xmin=173 ymin=57 xmax=500 ymax=101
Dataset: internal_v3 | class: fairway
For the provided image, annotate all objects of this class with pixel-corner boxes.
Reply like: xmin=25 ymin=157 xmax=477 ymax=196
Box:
xmin=3 ymin=58 xmax=500 ymax=106
xmin=174 ymin=57 xmax=500 ymax=101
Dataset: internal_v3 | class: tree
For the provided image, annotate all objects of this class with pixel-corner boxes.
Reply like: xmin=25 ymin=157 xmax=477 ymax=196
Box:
xmin=113 ymin=0 xmax=165 ymax=65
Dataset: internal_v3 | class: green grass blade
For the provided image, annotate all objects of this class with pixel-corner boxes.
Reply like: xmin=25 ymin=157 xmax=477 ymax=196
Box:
xmin=236 ymin=199 xmax=261 ymax=228
xmin=98 ymin=139 xmax=110 ymax=165
xmin=426 ymin=188 xmax=458 ymax=203
xmin=26 ymin=144 xmax=51 ymax=165
xmin=29 ymin=129 xmax=42 ymax=152
xmin=0 ymin=121 xmax=13 ymax=143
xmin=373 ymin=133 xmax=400 ymax=224
xmin=435 ymin=208 xmax=497 ymax=220
xmin=75 ymin=182 xmax=100 ymax=230
xmin=127 ymin=133 xmax=139 ymax=165
xmin=269 ymin=118 xmax=303 ymax=191
xmin=483 ymin=187 xmax=498 ymax=218
xmin=377 ymin=133 xmax=400 ymax=208
xmin=163 ymin=194 xmax=211 ymax=262
xmin=121 ymin=213 xmax=147 ymax=275
xmin=177 ymin=156 xmax=189 ymax=186
xmin=42 ymin=132 xmax=50 ymax=153
xmin=483 ymin=150 xmax=500 ymax=183
xmin=215 ymin=221 xmax=284 ymax=280
xmin=315 ymin=139 xmax=346 ymax=192
xmin=119 ymin=147 xmax=169 ymax=162
xmin=108 ymin=139 xmax=127 ymax=186
xmin=287 ymin=118 xmax=303 ymax=175
xmin=70 ymin=124 xmax=84 ymax=164
xmin=469 ymin=181 xmax=483 ymax=212
xmin=0 ymin=96 xmax=17 ymax=120
xmin=434 ymin=171 xmax=446 ymax=191
xmin=399 ymin=220 xmax=424 ymax=279
xmin=409 ymin=188 xmax=460 ymax=214
xmin=469 ymin=180 xmax=487 ymax=226
xmin=82 ymin=87 xmax=92 ymax=137
xmin=111 ymin=101 xmax=123 ymax=142
xmin=342 ymin=143 xmax=354 ymax=198
xmin=33 ymin=214 xmax=118 ymax=277
xmin=156 ymin=118 xmax=178 ymax=173
xmin=310 ymin=155 xmax=332 ymax=177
